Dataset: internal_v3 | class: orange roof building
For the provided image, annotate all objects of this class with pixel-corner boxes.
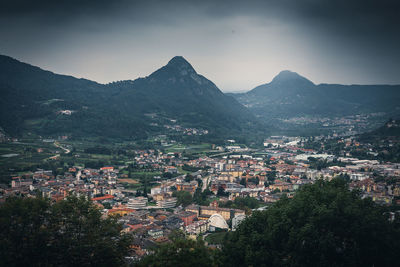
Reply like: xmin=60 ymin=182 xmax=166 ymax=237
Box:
xmin=92 ymin=194 xmax=115 ymax=201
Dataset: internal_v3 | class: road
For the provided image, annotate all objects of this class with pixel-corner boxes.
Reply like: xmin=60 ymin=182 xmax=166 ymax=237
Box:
xmin=54 ymin=141 xmax=71 ymax=154
xmin=202 ymin=175 xmax=211 ymax=191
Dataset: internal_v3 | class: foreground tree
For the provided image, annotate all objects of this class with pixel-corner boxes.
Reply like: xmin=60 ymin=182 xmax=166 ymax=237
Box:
xmin=0 ymin=195 xmax=132 ymax=266
xmin=221 ymin=179 xmax=400 ymax=266
xmin=138 ymin=231 xmax=219 ymax=267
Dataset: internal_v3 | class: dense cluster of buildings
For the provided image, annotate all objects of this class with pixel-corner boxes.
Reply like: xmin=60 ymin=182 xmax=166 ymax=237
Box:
xmin=3 ymin=137 xmax=400 ymax=206
xmin=1 ymin=135 xmax=400 ymax=260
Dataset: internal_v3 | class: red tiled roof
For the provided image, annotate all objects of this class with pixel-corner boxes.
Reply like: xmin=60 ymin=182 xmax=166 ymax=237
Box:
xmin=92 ymin=194 xmax=115 ymax=201
xmin=108 ymin=208 xmax=135 ymax=213
xmin=100 ymin=167 xmax=114 ymax=170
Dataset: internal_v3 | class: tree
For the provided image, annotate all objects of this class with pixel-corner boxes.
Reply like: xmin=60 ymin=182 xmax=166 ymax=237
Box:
xmin=184 ymin=174 xmax=194 ymax=182
xmin=193 ymin=187 xmax=213 ymax=206
xmin=267 ymin=171 xmax=277 ymax=182
xmin=217 ymin=186 xmax=228 ymax=197
xmin=219 ymin=196 xmax=260 ymax=213
xmin=173 ymin=191 xmax=193 ymax=207
xmin=247 ymin=177 xmax=259 ymax=185
xmin=138 ymin=231 xmax=219 ymax=267
xmin=0 ymin=195 xmax=132 ymax=266
xmin=162 ymin=172 xmax=173 ymax=179
xmin=221 ymin=179 xmax=400 ymax=266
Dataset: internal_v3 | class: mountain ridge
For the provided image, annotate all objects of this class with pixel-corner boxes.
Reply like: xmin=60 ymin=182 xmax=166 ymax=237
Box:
xmin=232 ymin=70 xmax=400 ymax=120
xmin=0 ymin=54 xmax=263 ymax=141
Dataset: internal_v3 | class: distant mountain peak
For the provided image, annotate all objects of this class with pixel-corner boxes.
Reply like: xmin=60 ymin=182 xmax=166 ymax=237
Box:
xmin=168 ymin=56 xmax=190 ymax=66
xmin=165 ymin=56 xmax=196 ymax=75
xmin=148 ymin=56 xmax=206 ymax=85
xmin=271 ymin=70 xmax=314 ymax=86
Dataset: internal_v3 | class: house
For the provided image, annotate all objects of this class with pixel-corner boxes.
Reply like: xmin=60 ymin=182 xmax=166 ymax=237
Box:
xmin=91 ymin=194 xmax=115 ymax=201
xmin=164 ymin=166 xmax=178 ymax=174
xmin=108 ymin=208 xmax=135 ymax=216
xmin=186 ymin=220 xmax=209 ymax=236
xmin=177 ymin=211 xmax=197 ymax=226
xmin=148 ymin=229 xmax=164 ymax=239
xmin=269 ymin=180 xmax=292 ymax=192
xmin=176 ymin=180 xmax=197 ymax=194
xmin=100 ymin=166 xmax=114 ymax=172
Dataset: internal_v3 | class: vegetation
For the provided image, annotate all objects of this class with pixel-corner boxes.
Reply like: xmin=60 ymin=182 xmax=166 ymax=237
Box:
xmin=193 ymin=188 xmax=213 ymax=206
xmin=142 ymin=179 xmax=400 ymax=266
xmin=357 ymin=119 xmax=400 ymax=163
xmin=0 ymin=55 xmax=265 ymax=142
xmin=205 ymin=232 xmax=228 ymax=245
xmin=221 ymin=179 xmax=400 ymax=266
xmin=0 ymin=195 xmax=132 ymax=266
xmin=138 ymin=232 xmax=219 ymax=267
xmin=219 ymin=196 xmax=262 ymax=213
xmin=173 ymin=191 xmax=193 ymax=207
xmin=233 ymin=70 xmax=400 ymax=123
xmin=308 ymin=157 xmax=347 ymax=170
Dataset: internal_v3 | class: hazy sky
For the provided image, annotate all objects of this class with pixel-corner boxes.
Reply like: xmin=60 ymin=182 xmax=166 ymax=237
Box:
xmin=1 ymin=0 xmax=399 ymax=92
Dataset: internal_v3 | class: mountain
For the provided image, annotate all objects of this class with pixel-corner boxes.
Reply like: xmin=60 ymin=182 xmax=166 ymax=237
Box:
xmin=232 ymin=70 xmax=400 ymax=119
xmin=356 ymin=119 xmax=400 ymax=162
xmin=106 ymin=57 xmax=259 ymax=135
xmin=250 ymin=70 xmax=315 ymax=96
xmin=0 ymin=55 xmax=262 ymax=140
xmin=359 ymin=119 xmax=400 ymax=140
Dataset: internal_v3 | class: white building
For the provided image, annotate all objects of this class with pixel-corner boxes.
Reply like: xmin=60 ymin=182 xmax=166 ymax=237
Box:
xmin=157 ymin=197 xmax=177 ymax=208
xmin=186 ymin=220 xmax=209 ymax=235
xmin=127 ymin=197 xmax=147 ymax=209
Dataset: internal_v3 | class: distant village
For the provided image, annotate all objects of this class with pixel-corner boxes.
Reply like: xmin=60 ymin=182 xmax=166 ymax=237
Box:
xmin=2 ymin=135 xmax=400 ymax=260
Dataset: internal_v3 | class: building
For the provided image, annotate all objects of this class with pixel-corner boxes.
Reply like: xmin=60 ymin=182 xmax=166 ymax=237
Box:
xmin=107 ymin=208 xmax=135 ymax=216
xmin=208 ymin=214 xmax=229 ymax=230
xmin=176 ymin=180 xmax=197 ymax=194
xmin=100 ymin=166 xmax=114 ymax=172
xmin=151 ymin=186 xmax=162 ymax=195
xmin=177 ymin=211 xmax=197 ymax=226
xmin=186 ymin=220 xmax=209 ymax=235
xmin=157 ymin=197 xmax=177 ymax=208
xmin=165 ymin=166 xmax=178 ymax=174
xmin=269 ymin=180 xmax=292 ymax=192
xmin=92 ymin=194 xmax=115 ymax=202
xmin=11 ymin=178 xmax=33 ymax=188
xmin=127 ymin=197 xmax=148 ymax=209
xmin=148 ymin=229 xmax=163 ymax=239
xmin=186 ymin=203 xmax=245 ymax=221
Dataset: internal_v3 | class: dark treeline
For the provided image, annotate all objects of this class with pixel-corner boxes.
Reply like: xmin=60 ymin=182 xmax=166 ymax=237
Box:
xmin=141 ymin=179 xmax=400 ymax=267
xmin=0 ymin=195 xmax=132 ymax=266
xmin=2 ymin=179 xmax=399 ymax=266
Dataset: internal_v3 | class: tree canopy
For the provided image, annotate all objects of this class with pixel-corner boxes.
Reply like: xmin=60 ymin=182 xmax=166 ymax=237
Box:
xmin=173 ymin=190 xmax=193 ymax=207
xmin=0 ymin=195 xmax=132 ymax=266
xmin=138 ymin=231 xmax=219 ymax=267
xmin=219 ymin=196 xmax=261 ymax=213
xmin=2 ymin=179 xmax=400 ymax=267
xmin=221 ymin=179 xmax=400 ymax=266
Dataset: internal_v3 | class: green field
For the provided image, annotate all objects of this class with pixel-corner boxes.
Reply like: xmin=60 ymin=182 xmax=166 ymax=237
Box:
xmin=165 ymin=143 xmax=212 ymax=153
xmin=0 ymin=137 xmax=205 ymax=186
xmin=0 ymin=140 xmax=59 ymax=183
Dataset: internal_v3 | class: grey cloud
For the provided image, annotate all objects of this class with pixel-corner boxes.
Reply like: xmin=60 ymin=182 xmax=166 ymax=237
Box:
xmin=0 ymin=0 xmax=399 ymax=90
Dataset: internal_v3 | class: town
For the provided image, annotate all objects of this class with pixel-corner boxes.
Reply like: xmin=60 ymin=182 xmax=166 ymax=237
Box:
xmin=2 ymin=133 xmax=400 ymax=262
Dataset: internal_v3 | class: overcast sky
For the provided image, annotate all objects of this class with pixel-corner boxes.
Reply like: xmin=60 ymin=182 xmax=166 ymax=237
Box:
xmin=1 ymin=0 xmax=399 ymax=92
